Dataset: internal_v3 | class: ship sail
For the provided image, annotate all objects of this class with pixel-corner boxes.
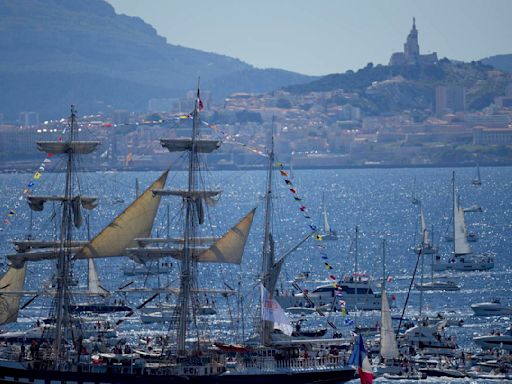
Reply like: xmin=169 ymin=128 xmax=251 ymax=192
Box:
xmin=323 ymin=204 xmax=331 ymax=233
xmin=0 ymin=264 xmax=27 ymax=325
xmin=196 ymin=208 xmax=255 ymax=264
xmin=87 ymin=259 xmax=109 ymax=296
xmin=454 ymin=194 xmax=472 ymax=255
xmin=380 ymin=289 xmax=399 ymax=359
xmin=128 ymin=208 xmax=255 ymax=264
xmin=420 ymin=207 xmax=429 ymax=246
xmin=74 ymin=170 xmax=168 ymax=259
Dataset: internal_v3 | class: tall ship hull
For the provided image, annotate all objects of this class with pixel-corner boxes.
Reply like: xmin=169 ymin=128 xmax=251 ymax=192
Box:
xmin=0 ymin=362 xmax=354 ymax=384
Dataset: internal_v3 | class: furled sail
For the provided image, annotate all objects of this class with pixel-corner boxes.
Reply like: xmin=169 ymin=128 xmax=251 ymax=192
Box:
xmin=195 ymin=208 xmax=256 ymax=264
xmin=74 ymin=170 xmax=169 ymax=259
xmin=8 ymin=248 xmax=84 ymax=267
xmin=36 ymin=141 xmax=100 ymax=154
xmin=0 ymin=264 xmax=27 ymax=325
xmin=27 ymin=195 xmax=98 ymax=212
xmin=454 ymin=194 xmax=472 ymax=255
xmin=13 ymin=240 xmax=88 ymax=252
xmin=160 ymin=138 xmax=221 ymax=153
xmin=88 ymin=259 xmax=109 ymax=296
xmin=380 ymin=289 xmax=399 ymax=359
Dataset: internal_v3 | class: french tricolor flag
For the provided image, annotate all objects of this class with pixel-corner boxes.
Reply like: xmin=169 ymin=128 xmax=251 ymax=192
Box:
xmin=348 ymin=334 xmax=374 ymax=384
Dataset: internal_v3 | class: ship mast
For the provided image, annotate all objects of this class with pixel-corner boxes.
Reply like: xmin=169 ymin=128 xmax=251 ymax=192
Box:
xmin=176 ymin=87 xmax=201 ymax=354
xmin=42 ymin=106 xmax=99 ymax=367
xmin=53 ymin=106 xmax=77 ymax=366
xmin=260 ymin=128 xmax=275 ymax=346
xmin=452 ymin=171 xmax=456 ymax=257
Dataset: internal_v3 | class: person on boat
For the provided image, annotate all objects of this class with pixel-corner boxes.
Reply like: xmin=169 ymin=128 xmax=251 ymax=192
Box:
xmin=19 ymin=344 xmax=25 ymax=361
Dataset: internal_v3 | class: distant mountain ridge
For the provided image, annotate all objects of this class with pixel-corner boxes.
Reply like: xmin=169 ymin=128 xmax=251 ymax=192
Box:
xmin=0 ymin=0 xmax=313 ymax=119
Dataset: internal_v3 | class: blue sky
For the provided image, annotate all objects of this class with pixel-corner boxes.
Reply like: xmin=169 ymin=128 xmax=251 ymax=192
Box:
xmin=108 ymin=0 xmax=512 ymax=76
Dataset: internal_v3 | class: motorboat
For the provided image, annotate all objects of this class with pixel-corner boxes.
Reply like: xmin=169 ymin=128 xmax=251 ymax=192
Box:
xmin=471 ymin=299 xmax=512 ymax=316
xmin=399 ymin=320 xmax=457 ymax=356
xmin=415 ymin=280 xmax=460 ymax=291
xmin=473 ymin=327 xmax=512 ymax=351
xmin=276 ymin=273 xmax=383 ymax=311
xmin=418 ymin=367 xmax=466 ymax=378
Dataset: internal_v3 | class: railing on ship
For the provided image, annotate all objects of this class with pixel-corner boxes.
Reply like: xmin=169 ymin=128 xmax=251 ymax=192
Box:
xmin=239 ymin=355 xmax=348 ymax=371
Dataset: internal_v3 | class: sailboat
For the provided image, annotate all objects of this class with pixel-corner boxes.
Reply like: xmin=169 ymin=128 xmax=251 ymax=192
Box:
xmin=0 ymin=95 xmax=356 ymax=382
xmin=414 ymin=206 xmax=459 ymax=291
xmin=472 ymin=164 xmax=482 ymax=186
xmin=413 ymin=205 xmax=437 ymax=255
xmin=433 ymin=172 xmax=494 ymax=272
xmin=410 ymin=177 xmax=419 ymax=205
xmin=321 ymin=193 xmax=338 ymax=240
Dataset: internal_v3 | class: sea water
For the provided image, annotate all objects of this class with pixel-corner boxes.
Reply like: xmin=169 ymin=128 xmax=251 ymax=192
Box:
xmin=1 ymin=166 xmax=511 ymax=383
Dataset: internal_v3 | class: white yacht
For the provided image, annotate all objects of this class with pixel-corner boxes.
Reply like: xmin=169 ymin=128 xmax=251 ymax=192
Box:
xmin=276 ymin=273 xmax=383 ymax=311
xmin=471 ymin=299 xmax=512 ymax=316
xmin=473 ymin=327 xmax=512 ymax=351
xmin=399 ymin=321 xmax=458 ymax=356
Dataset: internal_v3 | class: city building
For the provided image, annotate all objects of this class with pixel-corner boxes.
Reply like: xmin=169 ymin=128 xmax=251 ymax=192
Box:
xmin=435 ymin=85 xmax=465 ymax=116
xmin=389 ymin=18 xmax=438 ymax=66
xmin=473 ymin=126 xmax=512 ymax=145
xmin=19 ymin=111 xmax=39 ymax=127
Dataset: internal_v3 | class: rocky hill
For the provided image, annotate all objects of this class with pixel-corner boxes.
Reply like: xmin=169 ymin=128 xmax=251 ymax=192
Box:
xmin=284 ymin=59 xmax=511 ymax=118
xmin=0 ymin=0 xmax=312 ymax=119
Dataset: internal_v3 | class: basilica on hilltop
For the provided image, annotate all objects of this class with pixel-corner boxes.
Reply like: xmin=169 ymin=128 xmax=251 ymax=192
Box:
xmin=389 ymin=18 xmax=438 ymax=66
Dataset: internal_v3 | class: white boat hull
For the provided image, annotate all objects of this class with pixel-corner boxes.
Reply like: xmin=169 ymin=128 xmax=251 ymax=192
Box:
xmin=471 ymin=302 xmax=512 ymax=316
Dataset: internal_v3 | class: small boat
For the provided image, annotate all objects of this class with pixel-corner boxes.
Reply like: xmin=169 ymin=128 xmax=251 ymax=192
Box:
xmin=471 ymin=299 xmax=512 ymax=316
xmin=410 ymin=177 xmax=420 ymax=205
xmin=383 ymin=372 xmax=427 ymax=380
xmin=472 ymin=164 xmax=482 ymax=186
xmin=415 ymin=280 xmax=460 ymax=291
xmin=464 ymin=204 xmax=483 ymax=213
xmin=468 ymin=371 xmax=512 ymax=380
xmin=418 ymin=367 xmax=466 ymax=378
xmin=321 ymin=193 xmax=338 ymax=241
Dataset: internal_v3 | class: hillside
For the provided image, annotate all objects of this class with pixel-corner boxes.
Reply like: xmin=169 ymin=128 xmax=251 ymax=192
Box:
xmin=481 ymin=54 xmax=512 ymax=73
xmin=0 ymin=0 xmax=313 ymax=119
xmin=284 ymin=60 xmax=511 ymax=117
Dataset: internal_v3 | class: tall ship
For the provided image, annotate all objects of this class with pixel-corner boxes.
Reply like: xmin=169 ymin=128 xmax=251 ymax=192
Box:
xmin=0 ymin=95 xmax=356 ymax=383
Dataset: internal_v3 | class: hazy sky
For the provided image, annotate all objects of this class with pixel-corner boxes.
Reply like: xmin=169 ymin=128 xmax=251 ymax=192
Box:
xmin=108 ymin=0 xmax=512 ymax=76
